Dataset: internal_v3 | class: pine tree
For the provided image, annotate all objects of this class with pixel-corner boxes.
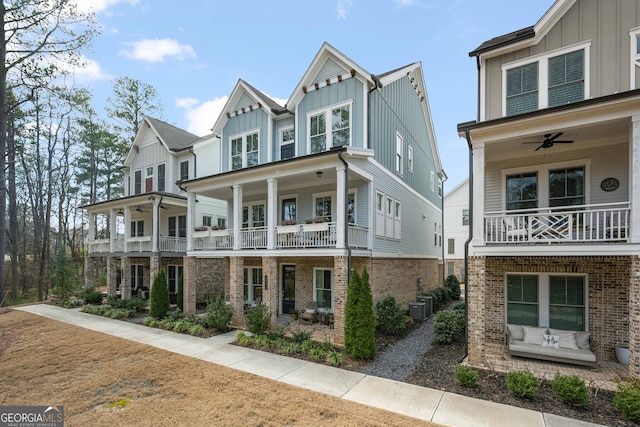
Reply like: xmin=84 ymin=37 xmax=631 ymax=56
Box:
xmin=345 ymin=265 xmax=376 ymax=360
xmin=150 ymin=268 xmax=170 ymax=318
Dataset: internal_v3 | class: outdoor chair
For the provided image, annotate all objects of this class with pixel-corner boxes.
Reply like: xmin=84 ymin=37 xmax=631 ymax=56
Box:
xmin=298 ymin=302 xmax=318 ymax=324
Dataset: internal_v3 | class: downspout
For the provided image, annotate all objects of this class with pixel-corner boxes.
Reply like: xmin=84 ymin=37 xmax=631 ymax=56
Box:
xmin=189 ymin=147 xmax=197 ymax=178
xmin=156 ymin=194 xmax=164 ymax=272
xmin=337 ymin=150 xmax=351 ymax=280
xmin=461 ymin=128 xmax=473 ymax=363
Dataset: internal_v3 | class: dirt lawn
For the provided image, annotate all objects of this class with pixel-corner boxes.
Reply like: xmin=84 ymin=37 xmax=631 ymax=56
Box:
xmin=0 ymin=310 xmax=441 ymax=427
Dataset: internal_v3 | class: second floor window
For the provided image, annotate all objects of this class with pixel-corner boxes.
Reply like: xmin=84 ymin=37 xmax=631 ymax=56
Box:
xmin=168 ymin=215 xmax=187 ymax=238
xmin=395 ymin=132 xmax=403 ymax=175
xmin=309 ymin=103 xmax=351 ymax=153
xmin=462 ymin=209 xmax=469 ymax=226
xmin=157 ymin=164 xmax=165 ymax=192
xmin=145 ymin=167 xmax=153 ymax=193
xmin=315 ymin=196 xmax=332 ymax=221
xmin=506 ymin=62 xmax=538 ymax=116
xmin=548 ymin=50 xmax=584 ymax=108
xmin=506 ymin=172 xmax=538 ymax=211
xmin=202 ymin=215 xmax=212 ymax=227
xmin=180 ymin=161 xmax=189 ymax=181
xmin=130 ymin=220 xmax=144 ymax=237
xmin=134 ymin=170 xmax=142 ymax=195
xmin=282 ymin=198 xmax=296 ymax=222
xmin=231 ymin=131 xmax=259 ymax=170
xmin=280 ymin=128 xmax=295 ymax=160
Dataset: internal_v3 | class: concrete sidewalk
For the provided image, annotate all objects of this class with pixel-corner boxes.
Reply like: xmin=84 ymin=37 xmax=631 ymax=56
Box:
xmin=15 ymin=304 xmax=604 ymax=427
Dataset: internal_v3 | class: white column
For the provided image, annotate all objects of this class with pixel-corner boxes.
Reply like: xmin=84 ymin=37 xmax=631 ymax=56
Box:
xmin=267 ymin=178 xmax=277 ymax=249
xmin=109 ymin=208 xmax=117 ymax=252
xmin=630 ymin=117 xmax=640 ymax=243
xmin=336 ymin=165 xmax=346 ymax=249
xmin=187 ymin=192 xmax=196 ymax=251
xmin=471 ymin=141 xmax=485 ymax=249
xmin=123 ymin=207 xmax=131 ymax=253
xmin=88 ymin=212 xmax=96 ymax=242
xmin=233 ymin=184 xmax=243 ymax=250
xmin=152 ymin=197 xmax=160 ymax=252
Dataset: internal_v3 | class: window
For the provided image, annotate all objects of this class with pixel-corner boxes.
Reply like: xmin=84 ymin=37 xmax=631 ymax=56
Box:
xmin=145 ymin=167 xmax=153 ymax=192
xmin=130 ymin=265 xmax=144 ymax=291
xmin=243 ymin=267 xmax=263 ymax=304
xmin=308 ymin=103 xmax=351 ymax=153
xmin=130 ymin=220 xmax=144 ymax=237
xmin=506 ymin=274 xmax=587 ymax=331
xmin=231 ymin=131 xmax=259 ymax=170
xmin=507 ymin=275 xmax=539 ymax=326
xmin=134 ymin=170 xmax=142 ymax=195
xmin=242 ymin=203 xmax=265 ymax=228
xmin=506 ymin=63 xmax=538 ymax=116
xmin=394 ymin=200 xmax=401 ymax=239
xmin=282 ymin=198 xmax=296 ymax=222
xmin=447 ymin=262 xmax=455 ymax=276
xmin=629 ymin=28 xmax=640 ymax=89
xmin=430 ymin=171 xmax=435 ymax=192
xmin=434 ymin=222 xmax=438 ymax=246
xmin=375 ymin=192 xmax=384 ymax=237
xmin=408 ymin=145 xmax=413 ymax=173
xmin=548 ymin=50 xmax=584 ymax=108
xmin=395 ymin=132 xmax=403 ymax=175
xmin=447 ymin=238 xmax=455 ymax=255
xmin=314 ymin=196 xmax=332 ymax=221
xmin=168 ymin=215 xmax=187 ymax=238
xmin=217 ymin=218 xmax=226 ymax=227
xmin=503 ymin=44 xmax=588 ymax=116
xmin=462 ymin=209 xmax=469 ymax=226
xmin=549 ymin=166 xmax=585 ymax=207
xmin=202 ymin=215 xmax=212 ymax=227
xmin=280 ymin=128 xmax=295 ymax=160
xmin=347 ymin=193 xmax=355 ymax=224
xmin=506 ymin=172 xmax=538 ymax=211
xmin=314 ymin=268 xmax=333 ymax=311
xmin=438 ymin=178 xmax=443 ymax=198
xmin=180 ymin=161 xmax=189 ymax=181
xmin=157 ymin=164 xmax=165 ymax=192
xmin=167 ymin=265 xmax=183 ymax=296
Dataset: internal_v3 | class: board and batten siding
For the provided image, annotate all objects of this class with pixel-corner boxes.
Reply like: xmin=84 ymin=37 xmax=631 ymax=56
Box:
xmin=221 ymin=108 xmax=270 ymax=172
xmin=350 ymin=157 xmax=441 ymax=258
xmin=484 ymin=143 xmax=629 ymax=213
xmin=130 ymin=137 xmax=182 ymax=194
xmin=368 ymin=74 xmax=438 ymax=205
xmin=483 ymin=0 xmax=640 ymax=121
xmin=443 ymin=180 xmax=469 ymax=260
xmin=296 ymin=77 xmax=365 ymax=155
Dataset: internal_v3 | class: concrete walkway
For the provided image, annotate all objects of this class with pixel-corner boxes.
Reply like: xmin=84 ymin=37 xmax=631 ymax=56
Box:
xmin=15 ymin=304 xmax=604 ymax=427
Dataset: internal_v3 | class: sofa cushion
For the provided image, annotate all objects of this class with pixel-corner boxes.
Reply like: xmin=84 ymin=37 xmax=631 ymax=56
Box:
xmin=507 ymin=324 xmax=524 ymax=342
xmin=542 ymin=334 xmax=559 ymax=348
xmin=523 ymin=326 xmax=548 ymax=346
xmin=550 ymin=328 xmax=590 ymax=350
xmin=557 ymin=332 xmax=579 ymax=349
xmin=509 ymin=341 xmax=596 ymax=363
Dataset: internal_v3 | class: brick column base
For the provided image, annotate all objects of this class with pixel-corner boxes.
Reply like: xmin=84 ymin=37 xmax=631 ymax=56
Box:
xmin=121 ymin=257 xmax=131 ymax=300
xmin=229 ymin=257 xmax=245 ymax=326
xmin=332 ymin=256 xmax=348 ymax=346
xmin=630 ymin=255 xmax=640 ymax=379
xmin=84 ymin=257 xmax=99 ymax=289
xmin=183 ymin=256 xmax=197 ymax=314
xmin=106 ymin=257 xmax=118 ymax=297
xmin=262 ymin=256 xmax=278 ymax=326
xmin=149 ymin=256 xmax=160 ymax=291
xmin=467 ymin=256 xmax=486 ymax=368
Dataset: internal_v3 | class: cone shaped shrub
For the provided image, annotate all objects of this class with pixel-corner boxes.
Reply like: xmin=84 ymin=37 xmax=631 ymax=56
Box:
xmin=150 ymin=268 xmax=170 ymax=318
xmin=176 ymin=273 xmax=184 ymax=311
xmin=344 ymin=265 xmax=376 ymax=360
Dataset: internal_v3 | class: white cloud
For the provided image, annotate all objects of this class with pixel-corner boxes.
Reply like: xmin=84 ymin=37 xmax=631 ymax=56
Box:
xmin=177 ymin=96 xmax=229 ymax=136
xmin=121 ymin=38 xmax=196 ymax=63
xmin=337 ymin=0 xmax=352 ymax=19
xmin=73 ymin=0 xmax=140 ymax=14
xmin=71 ymin=57 xmax=112 ymax=83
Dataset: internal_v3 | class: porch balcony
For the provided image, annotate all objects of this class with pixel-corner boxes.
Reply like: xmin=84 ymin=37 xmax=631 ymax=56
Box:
xmin=485 ymin=202 xmax=630 ymax=245
xmin=191 ymin=222 xmax=369 ymax=251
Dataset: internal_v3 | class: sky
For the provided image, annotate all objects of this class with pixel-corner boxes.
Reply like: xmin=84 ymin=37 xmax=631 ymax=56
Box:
xmin=71 ymin=0 xmax=556 ymax=191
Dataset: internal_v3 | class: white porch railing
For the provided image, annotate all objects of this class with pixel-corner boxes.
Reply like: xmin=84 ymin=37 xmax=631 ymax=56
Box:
xmin=159 ymin=236 xmax=187 ymax=252
xmin=485 ymin=202 xmax=630 ymax=244
xmin=125 ymin=236 xmax=152 ymax=252
xmin=88 ymin=239 xmax=110 ymax=253
xmin=192 ymin=233 xmax=233 ymax=250
xmin=241 ymin=226 xmax=268 ymax=249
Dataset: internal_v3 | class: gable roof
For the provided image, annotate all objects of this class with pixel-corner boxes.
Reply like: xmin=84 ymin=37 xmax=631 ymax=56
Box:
xmin=211 ymin=79 xmax=289 ymax=136
xmin=469 ymin=0 xmax=576 ymax=58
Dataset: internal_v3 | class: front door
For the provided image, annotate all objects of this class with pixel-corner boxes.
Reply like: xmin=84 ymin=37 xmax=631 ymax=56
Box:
xmin=282 ymin=265 xmax=295 ymax=315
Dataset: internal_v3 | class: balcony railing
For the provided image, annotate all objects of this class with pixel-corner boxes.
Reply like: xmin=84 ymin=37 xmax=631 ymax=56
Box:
xmin=485 ymin=202 xmax=630 ymax=244
xmin=190 ymin=222 xmax=370 ymax=251
xmin=159 ymin=236 xmax=187 ymax=252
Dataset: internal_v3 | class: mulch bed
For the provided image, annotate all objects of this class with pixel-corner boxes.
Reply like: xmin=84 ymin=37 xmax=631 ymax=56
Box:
xmin=405 ymin=340 xmax=634 ymax=427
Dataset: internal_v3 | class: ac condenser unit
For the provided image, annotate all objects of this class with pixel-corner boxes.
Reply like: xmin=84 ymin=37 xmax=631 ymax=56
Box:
xmin=409 ymin=302 xmax=427 ymax=321
xmin=416 ymin=295 xmax=434 ymax=317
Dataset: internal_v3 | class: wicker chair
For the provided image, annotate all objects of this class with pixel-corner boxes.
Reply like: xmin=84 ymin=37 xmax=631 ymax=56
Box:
xmin=298 ymin=302 xmax=318 ymax=324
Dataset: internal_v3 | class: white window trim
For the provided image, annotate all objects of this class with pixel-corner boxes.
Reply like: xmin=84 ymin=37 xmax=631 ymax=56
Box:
xmin=312 ymin=191 xmax=335 ymax=220
xmin=501 ymin=41 xmax=591 ymax=116
xmin=242 ymin=200 xmax=266 ymax=228
xmin=375 ymin=191 xmax=385 ymax=237
xmin=278 ymin=193 xmax=298 ymax=222
xmin=407 ymin=144 xmax=414 ymax=173
xmin=167 ymin=264 xmax=184 ymax=295
xmin=230 ymin=128 xmax=260 ymax=170
xmin=504 ymin=272 xmax=589 ymax=331
xmin=347 ymin=189 xmax=358 ymax=224
xmin=134 ymin=169 xmax=142 ymax=194
xmin=157 ymin=163 xmax=166 ymax=192
xmin=179 ymin=160 xmax=189 ymax=181
xmin=501 ymin=158 xmax=591 ymax=211
xmin=313 ymin=267 xmax=334 ymax=312
xmin=630 ymin=27 xmax=640 ymax=89
xmin=279 ymin=126 xmax=295 ymax=160
xmin=395 ymin=132 xmax=403 ymax=176
xmin=243 ymin=266 xmax=263 ymax=304
xmin=306 ymin=100 xmax=353 ymax=153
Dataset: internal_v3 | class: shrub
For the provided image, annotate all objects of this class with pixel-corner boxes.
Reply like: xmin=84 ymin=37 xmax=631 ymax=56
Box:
xmin=291 ymin=329 xmax=312 ymax=343
xmin=188 ymin=323 xmax=206 ymax=336
xmin=444 ymin=275 xmax=461 ymax=300
xmin=172 ymin=319 xmax=191 ymax=333
xmin=434 ymin=310 xmax=464 ymax=344
xmin=143 ymin=316 xmax=159 ymax=327
xmin=614 ymin=378 xmax=640 ymax=422
xmin=235 ymin=331 xmax=253 ymax=347
xmin=108 ymin=296 xmax=147 ymax=312
xmin=281 ymin=341 xmax=301 ymax=355
xmin=254 ymin=335 xmax=274 ymax=350
xmin=506 ymin=370 xmax=539 ymax=399
xmin=551 ymin=373 xmax=588 ymax=406
xmin=205 ymin=294 xmax=234 ymax=331
xmin=176 ymin=273 xmax=184 ymax=311
xmin=166 ymin=308 xmax=185 ymax=321
xmin=344 ymin=265 xmax=376 ymax=360
xmin=244 ymin=304 xmax=271 ymax=335
xmin=326 ymin=350 xmax=344 ymax=367
xmin=455 ymin=365 xmax=479 ymax=388
xmin=310 ymin=348 xmax=326 ymax=362
xmin=375 ymin=295 xmax=406 ymax=335
xmin=425 ymin=287 xmax=449 ymax=311
xmin=300 ymin=340 xmax=316 ymax=353
xmin=78 ymin=288 xmax=104 ymax=305
xmin=453 ymin=302 xmax=466 ymax=312
xmin=265 ymin=325 xmax=288 ymax=340
xmin=149 ymin=269 xmax=170 ymax=318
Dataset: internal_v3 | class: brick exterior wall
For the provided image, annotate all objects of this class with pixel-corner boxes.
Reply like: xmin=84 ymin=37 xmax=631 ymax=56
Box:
xmin=192 ymin=258 xmax=225 ymax=303
xmin=467 ymin=255 xmax=631 ymax=370
xmin=630 ymin=256 xmax=640 ymax=378
xmin=183 ymin=256 xmax=196 ymax=314
xmin=229 ymin=257 xmax=244 ymax=326
xmin=106 ymin=257 xmax=117 ymax=297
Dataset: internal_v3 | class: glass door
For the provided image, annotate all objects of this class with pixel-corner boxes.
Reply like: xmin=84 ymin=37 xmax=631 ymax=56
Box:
xmin=282 ymin=265 xmax=295 ymax=315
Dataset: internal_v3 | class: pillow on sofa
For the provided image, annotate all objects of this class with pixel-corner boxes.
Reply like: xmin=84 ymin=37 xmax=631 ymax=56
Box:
xmin=550 ymin=328 xmax=589 ymax=350
xmin=507 ymin=324 xmax=524 ymax=342
xmin=542 ymin=334 xmax=559 ymax=348
xmin=557 ymin=332 xmax=579 ymax=349
xmin=523 ymin=326 xmax=548 ymax=345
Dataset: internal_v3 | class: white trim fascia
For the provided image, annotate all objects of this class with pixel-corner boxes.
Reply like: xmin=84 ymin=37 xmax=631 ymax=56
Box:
xmin=470 ymin=244 xmax=640 ymax=257
xmin=630 ymin=27 xmax=640 ymax=89
xmin=377 ymin=62 xmax=420 ymax=87
xmin=370 ymin=251 xmax=439 ymax=259
xmin=367 ymin=157 xmax=442 ymax=213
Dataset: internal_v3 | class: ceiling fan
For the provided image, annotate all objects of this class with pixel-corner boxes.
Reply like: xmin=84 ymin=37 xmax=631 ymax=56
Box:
xmin=523 ymin=132 xmax=573 ymax=151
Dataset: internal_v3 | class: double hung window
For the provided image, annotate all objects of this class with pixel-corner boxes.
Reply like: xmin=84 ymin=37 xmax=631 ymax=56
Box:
xmin=231 ymin=131 xmax=259 ymax=170
xmin=309 ymin=102 xmax=351 ymax=153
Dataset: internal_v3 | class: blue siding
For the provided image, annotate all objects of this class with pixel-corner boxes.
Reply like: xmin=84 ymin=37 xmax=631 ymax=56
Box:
xmin=221 ymin=108 xmax=270 ymax=171
xmin=369 ymin=75 xmax=438 ymax=205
